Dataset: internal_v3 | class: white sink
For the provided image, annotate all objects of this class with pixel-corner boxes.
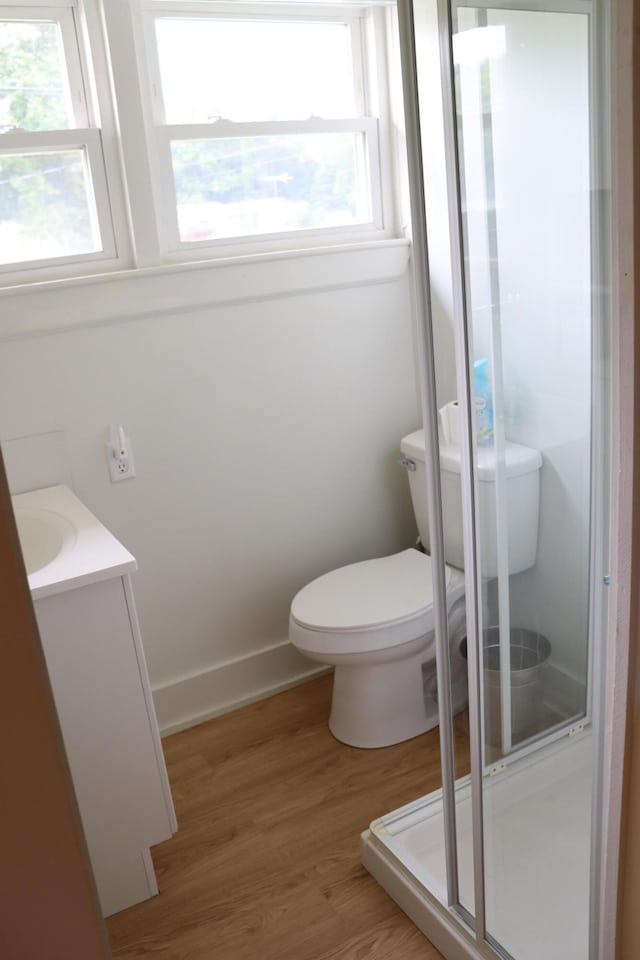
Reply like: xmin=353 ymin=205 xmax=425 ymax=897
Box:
xmin=14 ymin=506 xmax=77 ymax=575
xmin=11 ymin=485 xmax=136 ymax=599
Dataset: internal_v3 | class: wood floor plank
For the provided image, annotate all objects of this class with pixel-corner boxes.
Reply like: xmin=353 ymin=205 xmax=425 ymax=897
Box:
xmin=107 ymin=674 xmax=468 ymax=959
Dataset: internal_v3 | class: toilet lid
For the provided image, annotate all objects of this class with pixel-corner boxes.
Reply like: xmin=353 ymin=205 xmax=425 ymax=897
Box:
xmin=291 ymin=548 xmax=451 ymax=632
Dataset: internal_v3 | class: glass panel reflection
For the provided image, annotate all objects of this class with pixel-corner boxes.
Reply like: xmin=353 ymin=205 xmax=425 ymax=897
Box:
xmin=0 ymin=149 xmax=101 ymax=264
xmin=155 ymin=17 xmax=354 ymax=124
xmin=0 ymin=19 xmax=73 ymax=131
xmin=454 ymin=5 xmax=591 ymax=756
xmin=454 ymin=5 xmax=593 ymax=956
xmin=171 ymin=134 xmax=366 ymax=242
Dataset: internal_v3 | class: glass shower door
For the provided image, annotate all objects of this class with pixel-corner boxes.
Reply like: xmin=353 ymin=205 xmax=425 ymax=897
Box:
xmin=362 ymin=1 xmax=609 ymax=958
xmin=447 ymin=2 xmax=601 ymax=957
xmin=454 ymin=1 xmax=592 ymax=750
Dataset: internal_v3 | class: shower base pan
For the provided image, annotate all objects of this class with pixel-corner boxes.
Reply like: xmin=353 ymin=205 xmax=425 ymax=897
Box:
xmin=361 ymin=732 xmax=591 ymax=960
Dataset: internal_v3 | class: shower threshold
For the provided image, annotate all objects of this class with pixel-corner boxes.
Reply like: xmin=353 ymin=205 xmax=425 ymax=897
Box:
xmin=361 ymin=731 xmax=592 ymax=960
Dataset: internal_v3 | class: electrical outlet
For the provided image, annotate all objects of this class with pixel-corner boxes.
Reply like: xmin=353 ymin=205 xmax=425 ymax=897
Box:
xmin=106 ymin=427 xmax=136 ymax=483
xmin=109 ymin=454 xmax=135 ymax=482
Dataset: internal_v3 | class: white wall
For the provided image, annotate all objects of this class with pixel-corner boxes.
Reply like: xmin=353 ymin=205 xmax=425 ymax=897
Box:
xmin=0 ymin=244 xmax=420 ymax=732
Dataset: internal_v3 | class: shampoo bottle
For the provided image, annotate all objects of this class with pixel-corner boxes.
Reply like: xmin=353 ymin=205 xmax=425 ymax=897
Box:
xmin=473 ymin=358 xmax=494 ymax=445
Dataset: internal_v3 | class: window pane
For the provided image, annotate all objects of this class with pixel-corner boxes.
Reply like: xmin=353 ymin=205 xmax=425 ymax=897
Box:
xmin=0 ymin=149 xmax=101 ymax=263
xmin=156 ymin=18 xmax=355 ymax=123
xmin=0 ymin=19 xmax=74 ymax=131
xmin=171 ymin=134 xmax=368 ymax=242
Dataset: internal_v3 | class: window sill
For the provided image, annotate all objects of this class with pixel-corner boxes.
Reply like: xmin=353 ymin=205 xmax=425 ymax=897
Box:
xmin=0 ymin=239 xmax=411 ymax=341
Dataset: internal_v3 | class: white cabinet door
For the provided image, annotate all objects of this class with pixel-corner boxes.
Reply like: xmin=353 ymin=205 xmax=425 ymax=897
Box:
xmin=35 ymin=576 xmax=175 ymax=916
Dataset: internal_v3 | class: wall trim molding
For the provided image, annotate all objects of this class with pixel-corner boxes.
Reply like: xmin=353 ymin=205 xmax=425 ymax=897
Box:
xmin=152 ymin=640 xmax=331 ymax=737
xmin=0 ymin=239 xmax=410 ymax=342
xmin=151 ymin=649 xmax=586 ymax=740
xmin=544 ymin=662 xmax=587 ymax=720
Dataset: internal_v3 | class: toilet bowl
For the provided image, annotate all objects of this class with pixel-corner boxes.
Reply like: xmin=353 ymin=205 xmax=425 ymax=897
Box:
xmin=290 ymin=548 xmax=465 ymax=748
xmin=289 ymin=429 xmax=542 ymax=749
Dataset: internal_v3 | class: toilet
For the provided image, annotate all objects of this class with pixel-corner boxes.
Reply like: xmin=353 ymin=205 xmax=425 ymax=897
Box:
xmin=289 ymin=428 xmax=543 ymax=748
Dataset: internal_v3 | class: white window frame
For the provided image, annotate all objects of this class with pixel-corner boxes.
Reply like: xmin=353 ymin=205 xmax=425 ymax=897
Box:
xmin=138 ymin=1 xmax=389 ymax=258
xmin=0 ymin=0 xmax=399 ymax=285
xmin=0 ymin=0 xmax=125 ymax=278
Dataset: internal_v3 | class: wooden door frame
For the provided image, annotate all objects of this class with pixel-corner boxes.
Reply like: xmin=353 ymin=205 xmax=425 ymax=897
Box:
xmin=613 ymin=0 xmax=640 ymax=956
xmin=0 ymin=450 xmax=110 ymax=959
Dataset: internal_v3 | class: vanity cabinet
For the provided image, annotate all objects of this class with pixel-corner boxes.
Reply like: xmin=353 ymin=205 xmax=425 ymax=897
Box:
xmin=34 ymin=573 xmax=176 ymax=917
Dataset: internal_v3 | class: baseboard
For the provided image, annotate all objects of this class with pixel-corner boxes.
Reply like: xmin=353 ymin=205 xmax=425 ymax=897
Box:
xmin=543 ymin=662 xmax=587 ymax=719
xmin=151 ymin=648 xmax=584 ymax=740
xmin=152 ymin=641 xmax=330 ymax=736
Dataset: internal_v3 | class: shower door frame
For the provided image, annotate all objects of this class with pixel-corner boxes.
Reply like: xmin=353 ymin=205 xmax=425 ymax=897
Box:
xmin=432 ymin=0 xmax=607 ymax=947
xmin=361 ymin=0 xmax=623 ymax=957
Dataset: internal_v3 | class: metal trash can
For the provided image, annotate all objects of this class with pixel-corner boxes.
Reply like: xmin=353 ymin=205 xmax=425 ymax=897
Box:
xmin=425 ymin=598 xmax=469 ymax=718
xmin=461 ymin=627 xmax=551 ymax=746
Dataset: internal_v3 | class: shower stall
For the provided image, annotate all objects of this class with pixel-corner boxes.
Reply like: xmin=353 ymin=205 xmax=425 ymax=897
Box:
xmin=361 ymin=1 xmax=611 ymax=958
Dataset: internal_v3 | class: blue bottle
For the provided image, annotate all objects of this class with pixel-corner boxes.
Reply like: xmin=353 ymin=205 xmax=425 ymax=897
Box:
xmin=473 ymin=358 xmax=494 ymax=446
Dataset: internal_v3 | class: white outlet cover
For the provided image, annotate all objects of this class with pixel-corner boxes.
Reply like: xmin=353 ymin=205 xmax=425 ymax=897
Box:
xmin=106 ymin=435 xmax=136 ymax=483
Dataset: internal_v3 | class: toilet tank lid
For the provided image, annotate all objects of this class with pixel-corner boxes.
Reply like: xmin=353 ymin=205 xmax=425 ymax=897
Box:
xmin=400 ymin=430 xmax=542 ymax=481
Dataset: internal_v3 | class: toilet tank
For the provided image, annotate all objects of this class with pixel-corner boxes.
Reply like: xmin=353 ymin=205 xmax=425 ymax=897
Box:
xmin=400 ymin=429 xmax=543 ymax=577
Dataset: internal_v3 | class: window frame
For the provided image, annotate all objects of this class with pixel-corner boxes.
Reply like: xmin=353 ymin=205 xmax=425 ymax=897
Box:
xmin=0 ymin=129 xmax=116 ymax=268
xmin=0 ymin=2 xmax=88 ymax=127
xmin=139 ymin=1 xmax=388 ymax=256
xmin=0 ymin=0 xmax=399 ymax=286
xmin=0 ymin=1 xmax=121 ymax=274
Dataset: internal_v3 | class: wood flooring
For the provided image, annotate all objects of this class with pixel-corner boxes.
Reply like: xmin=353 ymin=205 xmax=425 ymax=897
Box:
xmin=107 ymin=674 xmax=471 ymax=960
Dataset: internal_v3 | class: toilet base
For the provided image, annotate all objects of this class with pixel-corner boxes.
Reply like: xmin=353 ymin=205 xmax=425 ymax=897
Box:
xmin=328 ymin=651 xmax=439 ymax=749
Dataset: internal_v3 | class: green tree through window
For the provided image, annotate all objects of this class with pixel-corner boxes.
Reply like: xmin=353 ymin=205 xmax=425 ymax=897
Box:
xmin=0 ymin=17 xmax=98 ymax=263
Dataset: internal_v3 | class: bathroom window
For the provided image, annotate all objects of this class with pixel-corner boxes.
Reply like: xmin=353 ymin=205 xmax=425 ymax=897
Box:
xmin=0 ymin=3 xmax=117 ymax=272
xmin=0 ymin=0 xmax=395 ymax=284
xmin=141 ymin=4 xmax=385 ymax=252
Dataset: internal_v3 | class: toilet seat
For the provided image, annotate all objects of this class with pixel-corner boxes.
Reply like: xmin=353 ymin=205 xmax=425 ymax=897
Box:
xmin=290 ymin=548 xmax=463 ymax=657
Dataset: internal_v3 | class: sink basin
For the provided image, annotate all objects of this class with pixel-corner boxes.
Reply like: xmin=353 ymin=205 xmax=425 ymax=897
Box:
xmin=14 ymin=506 xmax=77 ymax=575
xmin=11 ymin=486 xmax=136 ymax=598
